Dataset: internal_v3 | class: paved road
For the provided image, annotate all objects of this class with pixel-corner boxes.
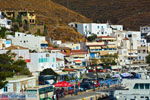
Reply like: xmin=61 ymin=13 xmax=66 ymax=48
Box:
xmin=60 ymin=89 xmax=101 ymax=100
xmin=60 ymin=86 xmax=122 ymax=100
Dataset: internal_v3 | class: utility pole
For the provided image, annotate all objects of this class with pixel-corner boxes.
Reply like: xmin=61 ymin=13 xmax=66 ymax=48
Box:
xmin=129 ymin=37 xmax=132 ymax=73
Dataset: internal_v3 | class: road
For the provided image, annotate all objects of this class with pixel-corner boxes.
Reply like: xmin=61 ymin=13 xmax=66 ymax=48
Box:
xmin=60 ymin=86 xmax=123 ymax=100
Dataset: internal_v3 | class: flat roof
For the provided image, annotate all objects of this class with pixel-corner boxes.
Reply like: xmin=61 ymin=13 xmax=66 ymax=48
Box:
xmin=6 ymin=75 xmax=36 ymax=82
xmin=26 ymin=85 xmax=53 ymax=90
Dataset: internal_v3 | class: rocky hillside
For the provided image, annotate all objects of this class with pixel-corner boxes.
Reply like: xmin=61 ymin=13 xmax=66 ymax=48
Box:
xmin=0 ymin=0 xmax=91 ymax=42
xmin=53 ymin=0 xmax=150 ymax=30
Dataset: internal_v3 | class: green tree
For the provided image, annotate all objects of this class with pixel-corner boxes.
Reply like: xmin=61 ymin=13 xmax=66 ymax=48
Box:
xmin=40 ymin=68 xmax=59 ymax=82
xmin=100 ymin=54 xmax=118 ymax=66
xmin=0 ymin=52 xmax=31 ymax=89
xmin=43 ymin=25 xmax=48 ymax=35
xmin=87 ymin=34 xmax=97 ymax=42
xmin=40 ymin=68 xmax=59 ymax=76
xmin=0 ymin=27 xmax=7 ymax=38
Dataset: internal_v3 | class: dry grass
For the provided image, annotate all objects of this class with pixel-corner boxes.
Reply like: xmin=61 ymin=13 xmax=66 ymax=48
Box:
xmin=53 ymin=0 xmax=150 ymax=30
xmin=0 ymin=0 xmax=91 ymax=42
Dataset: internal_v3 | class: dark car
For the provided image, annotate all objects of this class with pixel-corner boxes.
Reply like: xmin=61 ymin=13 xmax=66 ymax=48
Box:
xmin=79 ymin=82 xmax=94 ymax=91
xmin=38 ymin=75 xmax=56 ymax=85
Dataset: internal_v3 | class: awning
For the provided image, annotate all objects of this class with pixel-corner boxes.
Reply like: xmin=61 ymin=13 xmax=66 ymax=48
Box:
xmin=54 ymin=81 xmax=73 ymax=87
xmin=74 ymin=60 xmax=82 ymax=63
xmin=111 ymin=65 xmax=122 ymax=69
xmin=65 ymin=57 xmax=73 ymax=62
xmin=108 ymin=45 xmax=116 ymax=48
xmin=99 ymin=51 xmax=108 ymax=55
xmin=63 ymin=68 xmax=75 ymax=72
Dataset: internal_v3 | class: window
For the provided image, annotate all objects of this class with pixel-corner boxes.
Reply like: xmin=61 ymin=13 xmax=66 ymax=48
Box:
xmin=4 ymin=87 xmax=7 ymax=92
xmin=53 ymin=58 xmax=55 ymax=62
xmin=46 ymin=54 xmax=49 ymax=57
xmin=141 ymin=96 xmax=144 ymax=98
xmin=102 ymin=32 xmax=104 ymax=34
xmin=128 ymin=34 xmax=132 ymax=37
xmin=133 ymin=84 xmax=139 ymax=89
xmin=97 ymin=26 xmax=99 ymax=29
xmin=138 ymin=50 xmax=140 ymax=53
xmin=139 ymin=56 xmax=141 ymax=59
xmin=76 ymin=46 xmax=79 ymax=50
xmin=140 ymin=84 xmax=144 ymax=89
xmin=145 ymin=84 xmax=150 ymax=89
xmin=7 ymin=21 xmax=11 ymax=25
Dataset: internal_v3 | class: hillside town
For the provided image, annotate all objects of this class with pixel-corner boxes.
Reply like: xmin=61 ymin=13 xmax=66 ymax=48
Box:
xmin=0 ymin=9 xmax=150 ymax=100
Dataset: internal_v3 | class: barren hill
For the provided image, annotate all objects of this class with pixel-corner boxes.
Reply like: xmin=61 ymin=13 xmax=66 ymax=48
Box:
xmin=53 ymin=0 xmax=150 ymax=30
xmin=0 ymin=0 xmax=91 ymax=42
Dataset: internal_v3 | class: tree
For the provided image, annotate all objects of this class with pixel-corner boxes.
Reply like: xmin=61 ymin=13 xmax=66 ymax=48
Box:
xmin=0 ymin=52 xmax=31 ymax=89
xmin=0 ymin=27 xmax=7 ymax=38
xmin=146 ymin=53 xmax=150 ymax=64
xmin=40 ymin=68 xmax=59 ymax=76
xmin=100 ymin=54 xmax=118 ymax=66
xmin=87 ymin=34 xmax=97 ymax=42
xmin=40 ymin=68 xmax=59 ymax=82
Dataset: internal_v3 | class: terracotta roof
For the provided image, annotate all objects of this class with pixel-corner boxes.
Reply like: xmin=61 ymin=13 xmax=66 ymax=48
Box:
xmin=56 ymin=58 xmax=64 ymax=61
xmin=48 ymin=47 xmax=71 ymax=50
xmin=61 ymin=52 xmax=71 ymax=56
xmin=123 ymin=37 xmax=129 ymax=40
xmin=97 ymin=36 xmax=115 ymax=38
xmin=63 ymin=68 xmax=75 ymax=72
xmin=5 ymin=45 xmax=28 ymax=50
xmin=48 ymin=47 xmax=59 ymax=50
xmin=71 ymin=50 xmax=88 ymax=54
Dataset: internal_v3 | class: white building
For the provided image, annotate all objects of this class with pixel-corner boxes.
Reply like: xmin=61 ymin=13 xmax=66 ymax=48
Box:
xmin=69 ymin=22 xmax=123 ymax=37
xmin=116 ymin=30 xmax=148 ymax=66
xmin=0 ymin=76 xmax=36 ymax=94
xmin=110 ymin=25 xmax=123 ymax=31
xmin=0 ymin=12 xmax=12 ymax=29
xmin=7 ymin=32 xmax=48 ymax=52
xmin=140 ymin=26 xmax=150 ymax=38
xmin=137 ymin=39 xmax=148 ymax=63
xmin=0 ymin=39 xmax=11 ymax=49
xmin=0 ymin=45 xmax=30 ymax=62
xmin=59 ymin=42 xmax=81 ymax=50
xmin=27 ymin=52 xmax=65 ymax=74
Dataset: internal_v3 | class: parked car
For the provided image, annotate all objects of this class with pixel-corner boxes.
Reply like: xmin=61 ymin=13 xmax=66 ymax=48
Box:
xmin=39 ymin=75 xmax=56 ymax=85
xmin=79 ymin=82 xmax=94 ymax=91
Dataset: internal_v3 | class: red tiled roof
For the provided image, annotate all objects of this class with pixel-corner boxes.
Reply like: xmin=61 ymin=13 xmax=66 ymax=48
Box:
xmin=63 ymin=68 xmax=75 ymax=72
xmin=61 ymin=52 xmax=71 ymax=56
xmin=48 ymin=47 xmax=59 ymax=50
xmin=48 ymin=47 xmax=71 ymax=50
xmin=56 ymin=58 xmax=63 ymax=61
xmin=71 ymin=50 xmax=88 ymax=54
xmin=97 ymin=36 xmax=114 ymax=38
xmin=6 ymin=45 xmax=28 ymax=50
xmin=123 ymin=37 xmax=129 ymax=40
xmin=74 ymin=60 xmax=82 ymax=63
